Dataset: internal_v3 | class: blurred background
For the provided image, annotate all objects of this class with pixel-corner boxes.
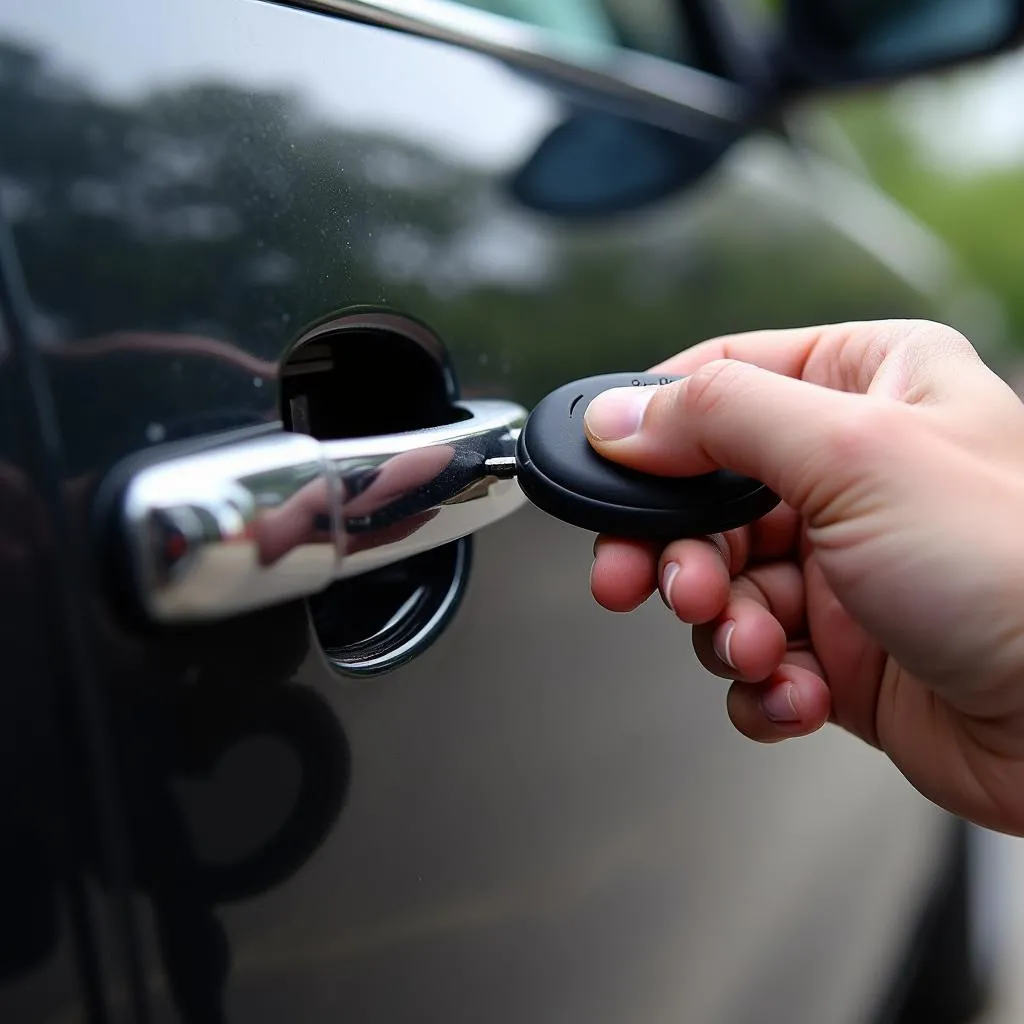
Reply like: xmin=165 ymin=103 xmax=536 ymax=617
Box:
xmin=796 ymin=52 xmax=1024 ymax=379
xmin=3 ymin=3 xmax=1024 ymax=1021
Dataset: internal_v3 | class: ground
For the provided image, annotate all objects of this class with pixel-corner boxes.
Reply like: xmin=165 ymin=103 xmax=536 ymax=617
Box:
xmin=979 ymin=833 xmax=1024 ymax=1022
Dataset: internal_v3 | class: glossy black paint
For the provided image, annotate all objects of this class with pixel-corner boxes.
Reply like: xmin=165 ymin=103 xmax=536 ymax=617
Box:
xmin=0 ymin=2 xmax=980 ymax=1022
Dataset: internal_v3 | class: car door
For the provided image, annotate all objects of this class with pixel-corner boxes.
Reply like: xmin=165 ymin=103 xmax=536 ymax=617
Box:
xmin=0 ymin=1 xmax=980 ymax=1022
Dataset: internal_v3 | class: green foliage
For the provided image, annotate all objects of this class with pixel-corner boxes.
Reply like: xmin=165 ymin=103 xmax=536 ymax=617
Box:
xmin=828 ymin=89 xmax=1024 ymax=347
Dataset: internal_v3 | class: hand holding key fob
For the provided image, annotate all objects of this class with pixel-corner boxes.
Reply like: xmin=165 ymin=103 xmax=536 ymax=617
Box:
xmin=516 ymin=373 xmax=779 ymax=539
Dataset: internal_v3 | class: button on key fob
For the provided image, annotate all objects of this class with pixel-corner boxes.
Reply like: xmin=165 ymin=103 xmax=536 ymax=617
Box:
xmin=516 ymin=373 xmax=779 ymax=539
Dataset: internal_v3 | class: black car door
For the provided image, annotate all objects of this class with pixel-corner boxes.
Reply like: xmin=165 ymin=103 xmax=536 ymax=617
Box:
xmin=0 ymin=1 xmax=972 ymax=1022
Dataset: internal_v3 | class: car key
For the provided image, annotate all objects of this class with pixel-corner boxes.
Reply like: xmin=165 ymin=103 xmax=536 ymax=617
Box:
xmin=513 ymin=372 xmax=780 ymax=539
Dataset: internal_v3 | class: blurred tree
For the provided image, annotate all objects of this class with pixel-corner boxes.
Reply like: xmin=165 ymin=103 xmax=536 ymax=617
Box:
xmin=828 ymin=84 xmax=1024 ymax=348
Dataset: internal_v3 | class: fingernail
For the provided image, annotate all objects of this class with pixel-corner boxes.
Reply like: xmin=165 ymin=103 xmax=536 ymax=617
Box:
xmin=761 ymin=681 xmax=801 ymax=723
xmin=660 ymin=561 xmax=680 ymax=611
xmin=585 ymin=386 xmax=657 ymax=441
xmin=713 ymin=620 xmax=736 ymax=668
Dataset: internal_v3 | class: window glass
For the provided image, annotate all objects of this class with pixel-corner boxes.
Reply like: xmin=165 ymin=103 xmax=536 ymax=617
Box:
xmin=454 ymin=0 xmax=694 ymax=64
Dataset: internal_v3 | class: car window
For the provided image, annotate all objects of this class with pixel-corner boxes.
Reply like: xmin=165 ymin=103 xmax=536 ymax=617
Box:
xmin=452 ymin=0 xmax=695 ymax=64
xmin=724 ymin=0 xmax=778 ymax=28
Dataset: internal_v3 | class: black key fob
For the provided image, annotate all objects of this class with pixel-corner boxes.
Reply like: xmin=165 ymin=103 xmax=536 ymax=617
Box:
xmin=516 ymin=373 xmax=779 ymax=539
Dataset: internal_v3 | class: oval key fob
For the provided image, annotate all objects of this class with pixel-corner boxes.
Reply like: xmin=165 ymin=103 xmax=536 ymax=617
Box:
xmin=516 ymin=372 xmax=780 ymax=538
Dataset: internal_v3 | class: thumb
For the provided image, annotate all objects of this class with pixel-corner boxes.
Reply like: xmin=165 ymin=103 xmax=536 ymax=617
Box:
xmin=584 ymin=359 xmax=883 ymax=517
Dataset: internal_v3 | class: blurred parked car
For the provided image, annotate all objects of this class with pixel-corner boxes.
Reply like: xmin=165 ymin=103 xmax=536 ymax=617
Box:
xmin=1 ymin=1 xmax=1022 ymax=1022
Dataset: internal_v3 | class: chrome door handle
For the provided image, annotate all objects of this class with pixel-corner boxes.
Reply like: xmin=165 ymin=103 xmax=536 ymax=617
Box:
xmin=119 ymin=400 xmax=527 ymax=623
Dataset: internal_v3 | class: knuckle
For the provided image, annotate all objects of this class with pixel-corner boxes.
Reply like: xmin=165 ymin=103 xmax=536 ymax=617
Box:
xmin=902 ymin=318 xmax=970 ymax=348
xmin=899 ymin=319 xmax=978 ymax=366
xmin=678 ymin=359 xmax=748 ymax=420
xmin=730 ymin=572 xmax=771 ymax=610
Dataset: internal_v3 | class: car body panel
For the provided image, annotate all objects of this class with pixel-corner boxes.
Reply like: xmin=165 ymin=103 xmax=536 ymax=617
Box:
xmin=0 ymin=1 xmax=967 ymax=1021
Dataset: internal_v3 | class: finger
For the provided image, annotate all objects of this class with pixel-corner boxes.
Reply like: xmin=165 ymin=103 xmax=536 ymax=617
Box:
xmin=649 ymin=319 xmax=982 ymax=396
xmin=652 ymin=324 xmax=868 ymax=389
xmin=691 ymin=562 xmax=806 ymax=681
xmin=590 ymin=537 xmax=661 ymax=612
xmin=658 ymin=531 xmax=747 ymax=625
xmin=734 ymin=562 xmax=807 ymax=637
xmin=590 ymin=502 xmax=794 ymax=618
xmin=782 ymin=647 xmax=828 ymax=679
xmin=652 ymin=507 xmax=799 ymax=625
xmin=726 ymin=665 xmax=832 ymax=743
xmin=748 ymin=502 xmax=801 ymax=563
xmin=584 ymin=357 xmax=884 ymax=518
xmin=693 ymin=595 xmax=788 ymax=683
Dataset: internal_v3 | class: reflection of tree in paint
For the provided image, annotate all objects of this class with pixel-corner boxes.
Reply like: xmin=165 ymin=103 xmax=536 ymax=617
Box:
xmin=0 ymin=34 xmax=941 ymax=445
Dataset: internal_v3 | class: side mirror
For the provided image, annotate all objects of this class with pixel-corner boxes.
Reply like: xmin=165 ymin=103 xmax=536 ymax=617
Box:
xmin=507 ymin=108 xmax=742 ymax=219
xmin=779 ymin=0 xmax=1024 ymax=88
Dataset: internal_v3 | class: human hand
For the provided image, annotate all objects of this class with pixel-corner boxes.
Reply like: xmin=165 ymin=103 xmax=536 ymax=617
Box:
xmin=585 ymin=320 xmax=1024 ymax=835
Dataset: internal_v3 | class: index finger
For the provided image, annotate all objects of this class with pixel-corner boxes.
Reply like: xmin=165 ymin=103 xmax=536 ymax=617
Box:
xmin=649 ymin=320 xmax=957 ymax=394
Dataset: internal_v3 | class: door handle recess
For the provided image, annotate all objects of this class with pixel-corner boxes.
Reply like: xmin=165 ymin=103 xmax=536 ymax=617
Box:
xmin=119 ymin=400 xmax=527 ymax=623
